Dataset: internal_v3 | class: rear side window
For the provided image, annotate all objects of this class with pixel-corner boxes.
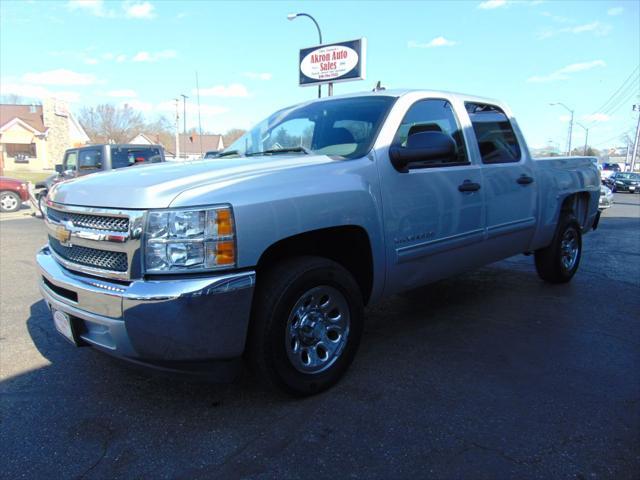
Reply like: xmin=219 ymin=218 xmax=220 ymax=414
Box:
xmin=111 ymin=147 xmax=163 ymax=168
xmin=466 ymin=103 xmax=521 ymax=164
xmin=78 ymin=149 xmax=102 ymax=170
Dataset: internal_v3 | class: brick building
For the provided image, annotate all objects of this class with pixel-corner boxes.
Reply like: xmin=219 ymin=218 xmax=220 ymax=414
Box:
xmin=0 ymin=99 xmax=89 ymax=172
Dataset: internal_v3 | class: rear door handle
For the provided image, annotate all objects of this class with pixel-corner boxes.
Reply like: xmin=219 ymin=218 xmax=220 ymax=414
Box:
xmin=458 ymin=180 xmax=481 ymax=192
xmin=517 ymin=175 xmax=534 ymax=185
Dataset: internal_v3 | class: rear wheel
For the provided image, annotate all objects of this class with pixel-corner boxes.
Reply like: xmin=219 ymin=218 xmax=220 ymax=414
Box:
xmin=0 ymin=191 xmax=21 ymax=213
xmin=248 ymin=256 xmax=363 ymax=396
xmin=534 ymin=215 xmax=582 ymax=284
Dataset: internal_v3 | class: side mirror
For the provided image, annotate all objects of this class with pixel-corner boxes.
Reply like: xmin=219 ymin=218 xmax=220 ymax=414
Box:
xmin=389 ymin=131 xmax=456 ymax=172
xmin=55 ymin=164 xmax=64 ymax=174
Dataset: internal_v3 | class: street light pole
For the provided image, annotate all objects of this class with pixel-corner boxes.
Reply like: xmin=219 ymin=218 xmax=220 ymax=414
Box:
xmin=180 ymin=94 xmax=188 ymax=134
xmin=288 ymin=12 xmax=323 ymax=99
xmin=550 ymin=102 xmax=575 ymax=156
xmin=576 ymin=122 xmax=589 ymax=156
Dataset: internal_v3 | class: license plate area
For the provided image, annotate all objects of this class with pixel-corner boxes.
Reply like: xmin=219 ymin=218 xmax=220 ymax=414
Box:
xmin=53 ymin=309 xmax=78 ymax=346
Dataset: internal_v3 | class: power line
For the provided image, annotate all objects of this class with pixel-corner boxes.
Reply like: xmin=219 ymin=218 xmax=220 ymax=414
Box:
xmin=599 ymin=84 xmax=640 ymax=118
xmin=591 ymin=65 xmax=639 ymax=116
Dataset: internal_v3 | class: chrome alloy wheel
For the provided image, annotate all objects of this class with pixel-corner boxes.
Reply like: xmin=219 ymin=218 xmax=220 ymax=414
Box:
xmin=285 ymin=285 xmax=351 ymax=374
xmin=0 ymin=193 xmax=19 ymax=212
xmin=560 ymin=227 xmax=579 ymax=271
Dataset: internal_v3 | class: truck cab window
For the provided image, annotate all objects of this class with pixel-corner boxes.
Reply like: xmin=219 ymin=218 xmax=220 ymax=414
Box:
xmin=111 ymin=147 xmax=162 ymax=168
xmin=78 ymin=149 xmax=103 ymax=170
xmin=393 ymin=99 xmax=469 ymax=166
xmin=466 ymin=103 xmax=521 ymax=164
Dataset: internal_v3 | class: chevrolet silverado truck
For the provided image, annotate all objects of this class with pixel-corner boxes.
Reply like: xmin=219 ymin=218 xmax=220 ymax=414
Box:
xmin=37 ymin=90 xmax=600 ymax=396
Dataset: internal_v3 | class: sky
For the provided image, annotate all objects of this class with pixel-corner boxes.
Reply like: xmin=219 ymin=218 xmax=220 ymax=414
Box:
xmin=1 ymin=0 xmax=638 ymax=151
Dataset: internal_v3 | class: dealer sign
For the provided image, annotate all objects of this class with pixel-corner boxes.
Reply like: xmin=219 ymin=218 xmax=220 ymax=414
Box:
xmin=299 ymin=38 xmax=367 ymax=87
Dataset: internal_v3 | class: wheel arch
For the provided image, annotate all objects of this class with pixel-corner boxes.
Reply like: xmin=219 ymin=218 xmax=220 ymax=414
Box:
xmin=255 ymin=225 xmax=375 ymax=305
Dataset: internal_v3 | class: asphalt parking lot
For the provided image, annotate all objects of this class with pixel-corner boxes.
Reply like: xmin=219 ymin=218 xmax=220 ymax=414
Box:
xmin=1 ymin=195 xmax=639 ymax=480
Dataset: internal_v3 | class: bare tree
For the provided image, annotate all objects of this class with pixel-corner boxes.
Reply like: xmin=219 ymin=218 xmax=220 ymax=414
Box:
xmin=79 ymin=104 xmax=145 ymax=143
xmin=223 ymin=128 xmax=246 ymax=147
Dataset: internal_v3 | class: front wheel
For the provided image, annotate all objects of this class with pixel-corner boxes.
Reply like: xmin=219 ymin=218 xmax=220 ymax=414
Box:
xmin=534 ymin=215 xmax=582 ymax=284
xmin=0 ymin=191 xmax=21 ymax=213
xmin=37 ymin=191 xmax=48 ymax=217
xmin=247 ymin=256 xmax=364 ymax=396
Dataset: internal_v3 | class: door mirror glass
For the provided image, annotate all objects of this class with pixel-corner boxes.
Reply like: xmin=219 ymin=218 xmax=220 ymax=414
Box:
xmin=389 ymin=131 xmax=457 ymax=172
xmin=55 ymin=164 xmax=64 ymax=174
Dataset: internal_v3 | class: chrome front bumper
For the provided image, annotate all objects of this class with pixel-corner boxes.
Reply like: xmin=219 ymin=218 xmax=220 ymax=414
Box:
xmin=37 ymin=246 xmax=255 ymax=363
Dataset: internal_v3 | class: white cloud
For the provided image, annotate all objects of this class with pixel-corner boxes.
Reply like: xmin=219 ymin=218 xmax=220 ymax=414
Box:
xmin=528 ymin=60 xmax=606 ymax=82
xmin=1 ymin=83 xmax=81 ymax=103
xmin=582 ymin=113 xmax=610 ymax=123
xmin=132 ymin=50 xmax=176 ymax=62
xmin=107 ymin=89 xmax=138 ymax=98
xmin=23 ymin=69 xmax=97 ymax=86
xmin=116 ymin=54 xmax=127 ymax=63
xmin=539 ymin=21 xmax=611 ymax=39
xmin=67 ymin=0 xmax=113 ymax=17
xmin=243 ymin=72 xmax=273 ymax=81
xmin=84 ymin=58 xmax=98 ymax=65
xmin=196 ymin=84 xmax=249 ymax=98
xmin=607 ymin=6 xmax=623 ymax=16
xmin=408 ymin=36 xmax=459 ymax=48
xmin=478 ymin=0 xmax=507 ymax=10
xmin=123 ymin=1 xmax=155 ymax=19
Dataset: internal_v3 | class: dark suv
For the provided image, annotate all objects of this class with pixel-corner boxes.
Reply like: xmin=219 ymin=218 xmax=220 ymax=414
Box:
xmin=34 ymin=144 xmax=165 ymax=214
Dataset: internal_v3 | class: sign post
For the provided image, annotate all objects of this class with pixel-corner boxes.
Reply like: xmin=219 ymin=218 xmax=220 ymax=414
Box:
xmin=298 ymin=38 xmax=366 ymax=96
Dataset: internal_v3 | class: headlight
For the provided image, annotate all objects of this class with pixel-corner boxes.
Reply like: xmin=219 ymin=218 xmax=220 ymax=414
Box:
xmin=615 ymin=181 xmax=624 ymax=185
xmin=144 ymin=206 xmax=235 ymax=273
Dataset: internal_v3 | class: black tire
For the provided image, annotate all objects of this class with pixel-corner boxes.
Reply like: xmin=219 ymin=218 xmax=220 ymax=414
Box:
xmin=0 ymin=191 xmax=21 ymax=213
xmin=534 ymin=215 xmax=582 ymax=284
xmin=247 ymin=256 xmax=364 ymax=396
xmin=37 ymin=191 xmax=47 ymax=217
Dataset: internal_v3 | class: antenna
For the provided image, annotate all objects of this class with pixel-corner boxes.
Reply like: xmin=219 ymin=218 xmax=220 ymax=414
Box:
xmin=195 ymin=71 xmax=204 ymax=157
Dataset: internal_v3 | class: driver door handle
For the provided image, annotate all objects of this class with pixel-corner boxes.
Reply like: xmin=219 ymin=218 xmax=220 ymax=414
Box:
xmin=458 ymin=181 xmax=481 ymax=192
xmin=517 ymin=175 xmax=534 ymax=185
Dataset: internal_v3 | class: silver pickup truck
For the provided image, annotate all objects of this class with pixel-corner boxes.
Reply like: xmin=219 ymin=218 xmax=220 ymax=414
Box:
xmin=38 ymin=90 xmax=600 ymax=395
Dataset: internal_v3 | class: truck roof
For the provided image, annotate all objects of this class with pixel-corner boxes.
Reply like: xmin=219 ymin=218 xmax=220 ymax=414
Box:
xmin=296 ymin=88 xmax=506 ymax=111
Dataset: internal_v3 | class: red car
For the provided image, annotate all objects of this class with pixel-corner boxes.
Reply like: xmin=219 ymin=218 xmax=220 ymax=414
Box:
xmin=0 ymin=177 xmax=29 ymax=212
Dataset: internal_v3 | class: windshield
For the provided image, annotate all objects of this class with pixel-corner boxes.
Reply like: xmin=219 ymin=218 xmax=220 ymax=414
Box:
xmin=617 ymin=173 xmax=640 ymax=180
xmin=224 ymin=96 xmax=396 ymax=159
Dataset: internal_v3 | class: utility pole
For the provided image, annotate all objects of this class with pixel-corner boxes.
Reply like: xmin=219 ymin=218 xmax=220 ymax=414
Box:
xmin=180 ymin=94 xmax=188 ymax=134
xmin=174 ymin=98 xmax=180 ymax=160
xmin=576 ymin=122 xmax=589 ymax=156
xmin=550 ymin=102 xmax=574 ymax=155
xmin=631 ymin=104 xmax=640 ymax=172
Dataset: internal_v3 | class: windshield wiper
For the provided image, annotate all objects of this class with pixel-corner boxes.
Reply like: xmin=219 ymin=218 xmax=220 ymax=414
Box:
xmin=215 ymin=150 xmax=241 ymax=158
xmin=246 ymin=146 xmax=313 ymax=156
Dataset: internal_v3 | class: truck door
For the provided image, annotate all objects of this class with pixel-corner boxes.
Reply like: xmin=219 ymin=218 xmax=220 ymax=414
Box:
xmin=465 ymin=103 xmax=537 ymax=256
xmin=379 ymin=98 xmax=486 ymax=295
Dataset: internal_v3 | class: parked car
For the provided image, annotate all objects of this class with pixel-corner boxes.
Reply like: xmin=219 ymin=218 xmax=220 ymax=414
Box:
xmin=37 ymin=90 xmax=600 ymax=396
xmin=0 ymin=176 xmax=29 ymax=212
xmin=599 ymin=162 xmax=621 ymax=179
xmin=34 ymin=144 xmax=165 ymax=214
xmin=599 ymin=185 xmax=614 ymax=210
xmin=607 ymin=172 xmax=640 ymax=193
xmin=203 ymin=150 xmax=220 ymax=159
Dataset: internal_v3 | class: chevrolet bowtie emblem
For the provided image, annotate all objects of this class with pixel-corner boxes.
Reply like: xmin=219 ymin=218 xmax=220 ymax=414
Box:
xmin=56 ymin=221 xmax=73 ymax=247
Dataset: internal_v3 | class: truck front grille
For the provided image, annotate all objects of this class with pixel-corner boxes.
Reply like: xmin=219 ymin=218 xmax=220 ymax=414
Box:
xmin=47 ymin=208 xmax=129 ymax=232
xmin=49 ymin=236 xmax=129 ymax=272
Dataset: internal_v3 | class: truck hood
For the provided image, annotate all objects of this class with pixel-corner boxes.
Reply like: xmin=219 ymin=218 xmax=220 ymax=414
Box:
xmin=49 ymin=155 xmax=336 ymax=209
